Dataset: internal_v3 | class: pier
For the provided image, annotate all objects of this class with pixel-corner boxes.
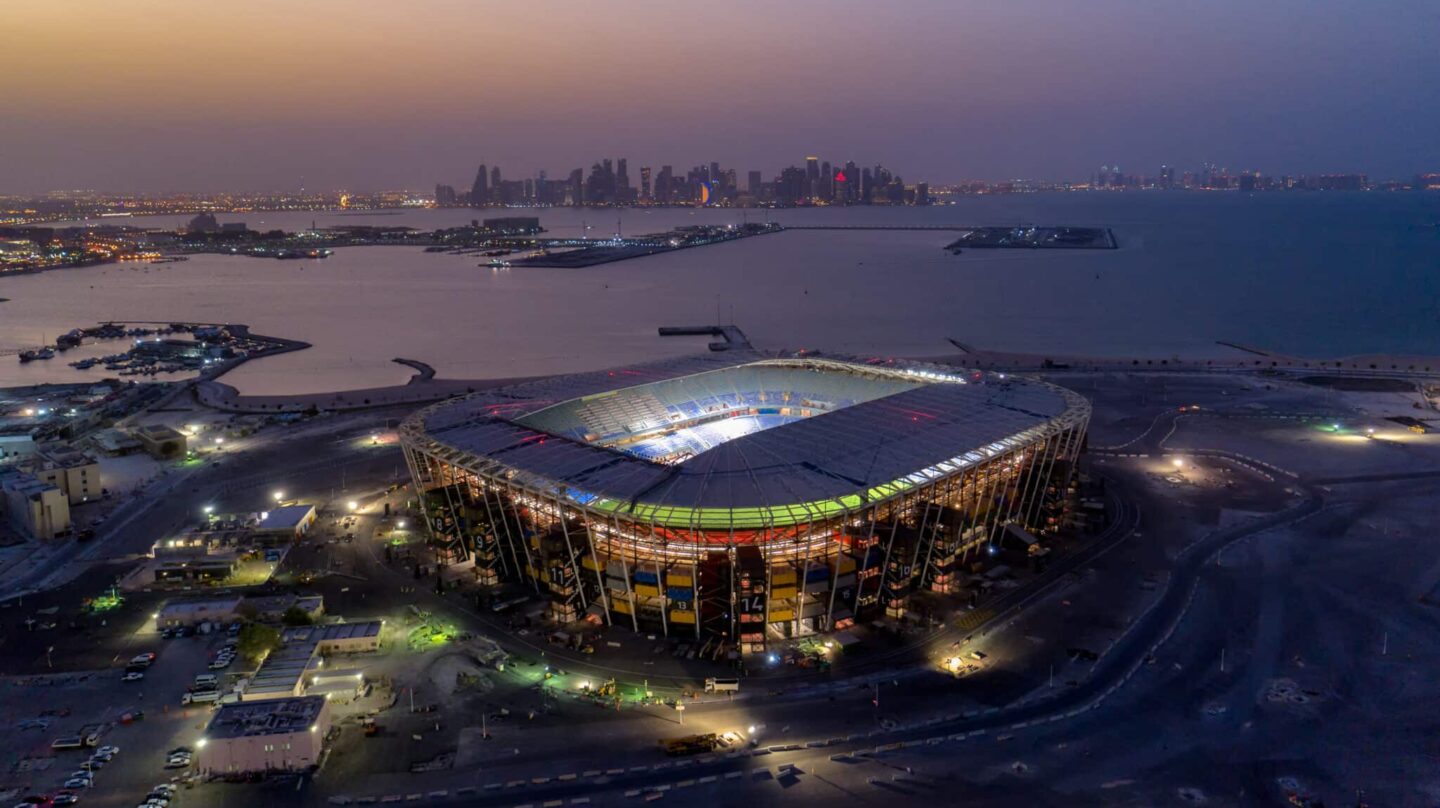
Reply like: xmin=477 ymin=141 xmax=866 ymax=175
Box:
xmin=658 ymin=325 xmax=752 ymax=352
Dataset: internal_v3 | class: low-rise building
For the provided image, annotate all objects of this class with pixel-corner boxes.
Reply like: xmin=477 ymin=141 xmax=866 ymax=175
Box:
xmin=0 ymin=434 xmax=38 ymax=464
xmin=92 ymin=428 xmax=142 ymax=456
xmin=153 ymin=554 xmax=238 ymax=584
xmin=197 ymin=696 xmax=330 ymax=775
xmin=155 ymin=596 xmax=244 ymax=628
xmin=154 ymin=593 xmax=325 ymax=628
xmin=255 ymin=504 xmax=317 ymax=541
xmin=26 ymin=445 xmax=100 ymax=505
xmin=281 ymin=621 xmax=382 ymax=655
xmin=132 ymin=424 xmax=188 ymax=459
xmin=0 ymin=468 xmax=70 ymax=540
xmin=244 ymin=620 xmax=382 ymax=702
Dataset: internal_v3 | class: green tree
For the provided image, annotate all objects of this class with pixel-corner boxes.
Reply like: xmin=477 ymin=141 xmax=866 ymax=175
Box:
xmin=237 ymin=623 xmax=281 ymax=665
xmin=281 ymin=606 xmax=314 ymax=627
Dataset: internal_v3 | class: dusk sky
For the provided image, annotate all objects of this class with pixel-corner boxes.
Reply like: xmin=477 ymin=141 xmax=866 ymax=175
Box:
xmin=2 ymin=0 xmax=1436 ymax=193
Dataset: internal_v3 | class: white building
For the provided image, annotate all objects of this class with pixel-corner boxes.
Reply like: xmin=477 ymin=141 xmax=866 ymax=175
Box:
xmin=198 ymin=696 xmax=329 ymax=774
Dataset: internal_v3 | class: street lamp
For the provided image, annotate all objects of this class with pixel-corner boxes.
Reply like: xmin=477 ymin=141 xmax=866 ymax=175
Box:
xmin=273 ymin=490 xmax=285 ymax=503
xmin=397 ymin=520 xmax=407 ymax=529
xmin=1172 ymin=457 xmax=1184 ymax=469
xmin=203 ymin=505 xmax=215 ymax=517
xmin=347 ymin=501 xmax=358 ymax=512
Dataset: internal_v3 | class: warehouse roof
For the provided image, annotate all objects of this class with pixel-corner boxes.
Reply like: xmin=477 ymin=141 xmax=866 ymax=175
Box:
xmin=205 ymin=696 xmax=325 ymax=739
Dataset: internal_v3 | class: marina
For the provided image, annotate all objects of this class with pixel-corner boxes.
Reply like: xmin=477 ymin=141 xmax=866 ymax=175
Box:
xmin=0 ymin=193 xmax=1434 ymax=395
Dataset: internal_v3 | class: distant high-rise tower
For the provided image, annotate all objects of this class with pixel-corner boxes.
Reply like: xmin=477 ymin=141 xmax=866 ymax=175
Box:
xmin=805 ymin=156 xmax=820 ymax=200
xmin=471 ymin=164 xmax=488 ymax=207
xmin=489 ymin=166 xmax=502 ymax=202
xmin=617 ymin=158 xmax=632 ymax=203
xmin=640 ymin=166 xmax=652 ymax=203
xmin=747 ymin=170 xmax=763 ymax=196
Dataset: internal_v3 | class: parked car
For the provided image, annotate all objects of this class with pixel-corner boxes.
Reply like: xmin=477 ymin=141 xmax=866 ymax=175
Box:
xmin=122 ymin=672 xmax=144 ymax=682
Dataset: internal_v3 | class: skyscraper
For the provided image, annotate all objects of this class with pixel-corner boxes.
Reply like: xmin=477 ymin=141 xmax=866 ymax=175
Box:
xmin=616 ymin=158 xmax=631 ymax=203
xmin=640 ymin=166 xmax=652 ymax=202
xmin=471 ymin=164 xmax=488 ymax=207
xmin=805 ymin=156 xmax=820 ymax=200
xmin=747 ymin=170 xmax=763 ymax=196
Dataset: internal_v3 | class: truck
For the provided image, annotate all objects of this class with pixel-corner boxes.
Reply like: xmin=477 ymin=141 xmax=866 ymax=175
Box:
xmin=181 ymin=690 xmax=221 ymax=705
xmin=704 ymin=677 xmax=739 ymax=693
xmin=661 ymin=733 xmax=719 ymax=757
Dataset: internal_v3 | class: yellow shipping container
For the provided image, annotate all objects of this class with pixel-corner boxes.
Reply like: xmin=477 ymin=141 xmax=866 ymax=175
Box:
xmin=581 ymin=556 xmax=600 ymax=571
xmin=837 ymin=556 xmax=857 ymax=574
xmin=771 ymin=587 xmax=797 ymax=600
xmin=769 ymin=609 xmax=795 ymax=622
xmin=611 ymin=599 xmax=633 ymax=614
xmin=669 ymin=610 xmax=696 ymax=624
xmin=772 ymin=569 xmax=798 ymax=585
xmin=667 ymin=573 xmax=693 ymax=587
xmin=634 ymin=584 xmax=660 ymax=599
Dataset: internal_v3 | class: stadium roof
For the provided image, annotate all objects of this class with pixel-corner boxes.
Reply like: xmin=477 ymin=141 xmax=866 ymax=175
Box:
xmin=411 ymin=351 xmax=1088 ymax=526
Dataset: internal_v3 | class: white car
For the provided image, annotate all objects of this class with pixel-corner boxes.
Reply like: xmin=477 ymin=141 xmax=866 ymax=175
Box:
xmin=64 ymin=777 xmax=93 ymax=789
xmin=122 ymin=671 xmax=145 ymax=682
xmin=98 ymin=744 xmax=120 ymax=756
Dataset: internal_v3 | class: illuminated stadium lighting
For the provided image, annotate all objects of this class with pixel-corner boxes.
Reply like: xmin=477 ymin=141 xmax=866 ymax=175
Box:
xmin=400 ymin=354 xmax=1090 ymax=648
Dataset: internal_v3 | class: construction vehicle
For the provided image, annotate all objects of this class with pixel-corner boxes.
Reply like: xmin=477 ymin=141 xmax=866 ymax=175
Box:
xmin=704 ymin=677 xmax=740 ymax=693
xmin=595 ymin=678 xmax=617 ymax=698
xmin=661 ymin=733 xmax=719 ymax=756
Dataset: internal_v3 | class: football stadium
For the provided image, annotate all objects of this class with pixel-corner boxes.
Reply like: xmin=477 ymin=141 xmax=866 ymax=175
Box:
xmin=399 ymin=352 xmax=1091 ymax=652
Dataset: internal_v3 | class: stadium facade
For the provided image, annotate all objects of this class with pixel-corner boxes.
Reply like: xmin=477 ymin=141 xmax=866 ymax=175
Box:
xmin=400 ymin=352 xmax=1090 ymax=653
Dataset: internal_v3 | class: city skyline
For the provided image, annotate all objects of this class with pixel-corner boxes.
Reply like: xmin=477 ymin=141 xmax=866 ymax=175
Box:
xmin=3 ymin=0 xmax=1436 ymax=193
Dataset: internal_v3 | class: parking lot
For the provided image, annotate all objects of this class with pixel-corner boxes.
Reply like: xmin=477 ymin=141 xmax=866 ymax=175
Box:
xmin=0 ymin=619 xmax=243 ymax=806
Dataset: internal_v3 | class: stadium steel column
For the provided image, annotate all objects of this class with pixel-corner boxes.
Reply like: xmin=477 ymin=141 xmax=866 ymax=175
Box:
xmin=689 ymin=557 xmax=701 ymax=640
xmin=475 ymin=474 xmax=517 ymax=583
xmin=727 ymin=526 xmax=738 ymax=647
xmin=401 ymin=444 xmax=438 ymax=553
xmin=825 ymin=514 xmax=844 ymax=629
xmin=875 ymin=492 xmax=908 ymax=613
xmin=462 ymin=465 xmax=513 ymax=581
xmin=916 ymin=474 xmax=953 ymax=592
xmin=975 ymin=445 xmax=1013 ymax=555
xmin=907 ymin=494 xmax=940 ymax=595
xmin=482 ymin=476 xmax=535 ymax=593
xmin=437 ymin=465 xmax=468 ymax=563
xmin=551 ymin=493 xmax=589 ymax=613
xmin=500 ymin=479 xmax=541 ymax=592
xmin=581 ymin=521 xmax=612 ymax=627
xmin=611 ymin=515 xmax=640 ymax=632
xmin=991 ymin=442 xmax=1034 ymax=547
xmin=1008 ymin=430 xmax=1053 ymax=536
xmin=850 ymin=516 xmax=879 ymax=615
xmin=1023 ymin=426 xmax=1067 ymax=531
